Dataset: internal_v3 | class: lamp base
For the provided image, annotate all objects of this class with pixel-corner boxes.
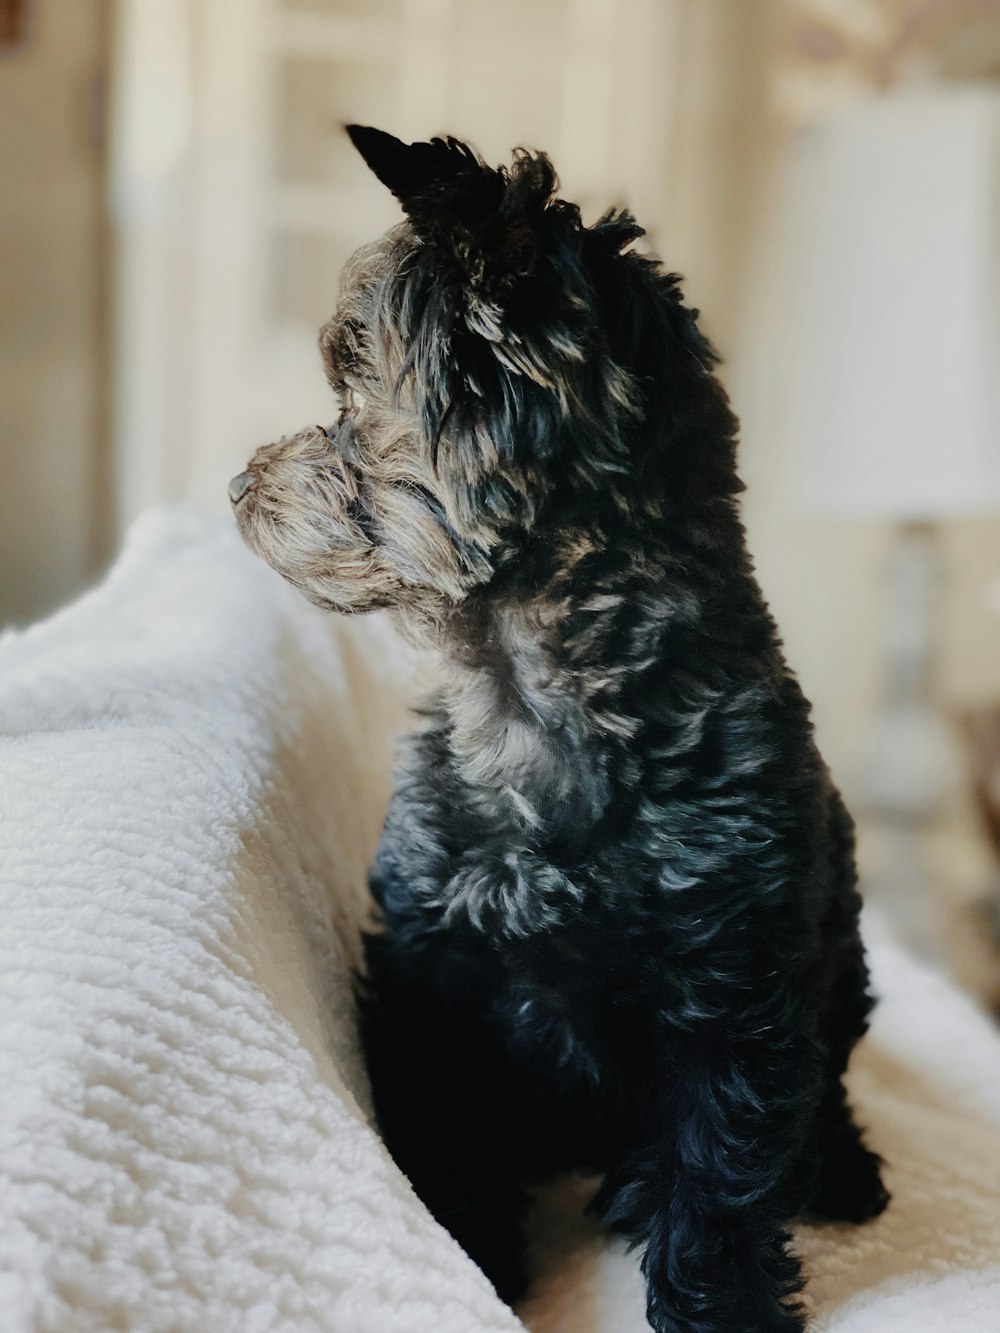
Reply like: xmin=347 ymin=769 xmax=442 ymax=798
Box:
xmin=861 ymin=521 xmax=962 ymax=959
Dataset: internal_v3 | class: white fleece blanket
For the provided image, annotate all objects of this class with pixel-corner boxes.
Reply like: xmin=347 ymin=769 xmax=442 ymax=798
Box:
xmin=1 ymin=508 xmax=998 ymax=1333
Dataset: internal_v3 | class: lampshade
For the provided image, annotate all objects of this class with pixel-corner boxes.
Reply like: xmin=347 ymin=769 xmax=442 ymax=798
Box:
xmin=787 ymin=87 xmax=1000 ymax=519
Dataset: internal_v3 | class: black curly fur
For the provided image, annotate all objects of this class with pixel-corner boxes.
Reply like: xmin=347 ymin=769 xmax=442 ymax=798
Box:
xmin=234 ymin=126 xmax=889 ymax=1333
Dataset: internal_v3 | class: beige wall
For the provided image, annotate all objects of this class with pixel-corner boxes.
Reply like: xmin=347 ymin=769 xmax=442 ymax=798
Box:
xmin=0 ymin=1 xmax=111 ymax=628
xmin=651 ymin=0 xmax=783 ymax=357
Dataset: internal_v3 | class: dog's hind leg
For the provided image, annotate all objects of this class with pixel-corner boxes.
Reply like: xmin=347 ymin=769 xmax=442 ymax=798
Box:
xmin=801 ymin=940 xmax=889 ymax=1224
xmin=797 ymin=792 xmax=889 ymax=1225
xmin=357 ymin=929 xmax=549 ymax=1308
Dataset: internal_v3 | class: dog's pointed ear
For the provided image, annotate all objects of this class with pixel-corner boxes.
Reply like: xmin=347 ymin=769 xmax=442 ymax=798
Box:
xmin=346 ymin=124 xmax=505 ymax=231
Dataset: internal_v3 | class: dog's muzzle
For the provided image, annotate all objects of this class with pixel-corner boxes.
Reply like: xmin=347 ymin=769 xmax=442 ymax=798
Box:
xmin=228 ymin=471 xmax=255 ymax=506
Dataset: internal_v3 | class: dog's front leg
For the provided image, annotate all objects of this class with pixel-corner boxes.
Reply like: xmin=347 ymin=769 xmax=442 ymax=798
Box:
xmin=594 ymin=1021 xmax=814 ymax=1333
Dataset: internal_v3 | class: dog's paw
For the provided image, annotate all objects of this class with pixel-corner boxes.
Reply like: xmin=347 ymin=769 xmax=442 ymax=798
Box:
xmin=808 ymin=1139 xmax=890 ymax=1224
xmin=646 ymin=1293 xmax=806 ymax=1333
xmin=643 ymin=1226 xmax=806 ymax=1333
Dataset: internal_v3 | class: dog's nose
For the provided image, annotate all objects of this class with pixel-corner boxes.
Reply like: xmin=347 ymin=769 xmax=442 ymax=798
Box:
xmin=228 ymin=471 xmax=255 ymax=506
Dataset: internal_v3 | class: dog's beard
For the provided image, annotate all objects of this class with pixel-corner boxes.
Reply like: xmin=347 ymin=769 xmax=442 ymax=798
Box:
xmin=232 ymin=423 xmax=493 ymax=615
xmin=232 ymin=425 xmax=391 ymax=613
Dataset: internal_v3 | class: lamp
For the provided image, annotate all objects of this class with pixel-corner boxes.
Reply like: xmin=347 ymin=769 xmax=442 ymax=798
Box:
xmin=786 ymin=86 xmax=1000 ymax=951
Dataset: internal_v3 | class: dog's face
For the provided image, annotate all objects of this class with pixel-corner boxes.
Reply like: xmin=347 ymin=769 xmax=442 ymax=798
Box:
xmin=231 ymin=126 xmax=728 ymax=623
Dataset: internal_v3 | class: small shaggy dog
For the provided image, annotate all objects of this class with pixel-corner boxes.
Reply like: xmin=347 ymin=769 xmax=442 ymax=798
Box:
xmin=231 ymin=125 xmax=888 ymax=1333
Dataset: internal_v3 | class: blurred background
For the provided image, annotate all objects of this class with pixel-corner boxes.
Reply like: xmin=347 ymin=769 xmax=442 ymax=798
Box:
xmin=3 ymin=0 xmax=1000 ymax=995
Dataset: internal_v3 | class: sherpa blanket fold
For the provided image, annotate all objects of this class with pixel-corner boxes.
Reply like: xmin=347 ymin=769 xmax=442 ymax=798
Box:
xmin=1 ymin=508 xmax=998 ymax=1333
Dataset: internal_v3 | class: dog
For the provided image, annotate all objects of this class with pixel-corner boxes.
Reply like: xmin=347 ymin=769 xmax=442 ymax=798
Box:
xmin=230 ymin=125 xmax=889 ymax=1333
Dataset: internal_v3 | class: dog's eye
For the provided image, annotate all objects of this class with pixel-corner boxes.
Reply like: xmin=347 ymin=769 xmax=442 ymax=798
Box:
xmin=349 ymin=389 xmax=366 ymax=412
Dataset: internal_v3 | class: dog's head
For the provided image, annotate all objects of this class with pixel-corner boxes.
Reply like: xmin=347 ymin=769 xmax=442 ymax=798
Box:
xmin=231 ymin=126 xmax=736 ymax=624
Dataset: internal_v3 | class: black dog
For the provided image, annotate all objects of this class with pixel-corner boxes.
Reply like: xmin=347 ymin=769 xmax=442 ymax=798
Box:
xmin=231 ymin=126 xmax=888 ymax=1333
